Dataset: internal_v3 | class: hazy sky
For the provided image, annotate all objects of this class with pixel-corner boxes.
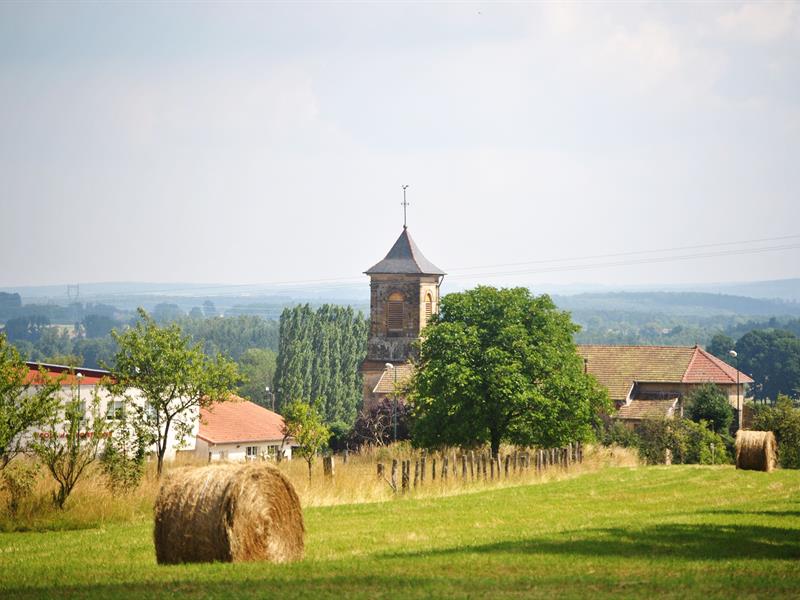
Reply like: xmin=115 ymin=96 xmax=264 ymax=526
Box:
xmin=1 ymin=1 xmax=799 ymax=291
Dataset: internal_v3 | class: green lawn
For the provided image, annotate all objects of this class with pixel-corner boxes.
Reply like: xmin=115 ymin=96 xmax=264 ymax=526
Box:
xmin=1 ymin=466 xmax=799 ymax=599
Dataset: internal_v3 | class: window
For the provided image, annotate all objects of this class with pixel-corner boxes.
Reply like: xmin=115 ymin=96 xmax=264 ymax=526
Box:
xmin=106 ymin=400 xmax=125 ymax=420
xmin=387 ymin=292 xmax=404 ymax=332
xmin=424 ymin=292 xmax=433 ymax=324
xmin=246 ymin=446 xmax=260 ymax=460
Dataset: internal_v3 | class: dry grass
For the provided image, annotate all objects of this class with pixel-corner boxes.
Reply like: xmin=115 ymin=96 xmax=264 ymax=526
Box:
xmin=736 ymin=430 xmax=777 ymax=472
xmin=154 ymin=463 xmax=304 ymax=564
xmin=0 ymin=444 xmax=638 ymax=531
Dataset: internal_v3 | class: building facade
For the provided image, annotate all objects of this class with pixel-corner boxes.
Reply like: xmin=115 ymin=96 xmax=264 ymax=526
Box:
xmin=360 ymin=228 xmax=445 ymax=408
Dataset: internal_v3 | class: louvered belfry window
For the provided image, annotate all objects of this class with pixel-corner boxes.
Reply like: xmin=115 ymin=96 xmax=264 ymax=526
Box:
xmin=424 ymin=292 xmax=433 ymax=324
xmin=387 ymin=292 xmax=404 ymax=332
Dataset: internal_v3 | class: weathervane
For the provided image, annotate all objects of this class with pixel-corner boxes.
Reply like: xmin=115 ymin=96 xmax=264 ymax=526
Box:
xmin=401 ymin=184 xmax=409 ymax=229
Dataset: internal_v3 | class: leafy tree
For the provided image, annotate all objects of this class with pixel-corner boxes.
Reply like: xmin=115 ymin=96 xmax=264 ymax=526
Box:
xmin=236 ymin=348 xmax=277 ymax=406
xmin=181 ymin=315 xmax=279 ymax=360
xmin=100 ymin=412 xmax=151 ymax=492
xmin=3 ymin=315 xmax=50 ymax=343
xmin=707 ymin=333 xmax=735 ymax=361
xmin=188 ymin=307 xmax=204 ymax=319
xmin=752 ymin=395 xmax=800 ymax=468
xmin=281 ymin=399 xmax=330 ymax=480
xmin=735 ymin=329 xmax=800 ymax=401
xmin=202 ymin=300 xmax=217 ymax=318
xmin=348 ymin=398 xmax=411 ymax=449
xmin=107 ymin=308 xmax=239 ymax=476
xmin=687 ymin=383 xmax=733 ymax=434
xmin=152 ymin=303 xmax=184 ymax=323
xmin=409 ymin=286 xmax=610 ymax=457
xmin=0 ymin=335 xmax=62 ymax=469
xmin=31 ymin=388 xmax=108 ymax=508
xmin=274 ymin=305 xmax=368 ymax=424
xmin=636 ymin=418 xmax=730 ymax=465
xmin=83 ymin=314 xmax=117 ymax=339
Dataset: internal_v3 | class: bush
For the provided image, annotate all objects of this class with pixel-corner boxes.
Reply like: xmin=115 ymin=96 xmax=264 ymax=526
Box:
xmin=687 ymin=383 xmax=733 ymax=434
xmin=1 ymin=460 xmax=39 ymax=515
xmin=752 ymin=395 xmax=800 ymax=469
xmin=598 ymin=419 xmax=639 ymax=448
xmin=348 ymin=399 xmax=410 ymax=449
xmin=636 ymin=418 xmax=731 ymax=465
xmin=101 ymin=419 xmax=150 ymax=492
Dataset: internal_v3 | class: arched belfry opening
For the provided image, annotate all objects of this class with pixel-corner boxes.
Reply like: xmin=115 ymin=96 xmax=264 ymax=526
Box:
xmin=359 ymin=228 xmax=445 ymax=408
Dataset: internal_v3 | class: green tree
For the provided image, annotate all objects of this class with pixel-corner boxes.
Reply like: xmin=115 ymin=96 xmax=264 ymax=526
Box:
xmin=707 ymin=333 xmax=735 ymax=361
xmin=281 ymin=399 xmax=331 ymax=480
xmin=31 ymin=388 xmax=108 ymax=508
xmin=108 ymin=308 xmax=239 ymax=476
xmin=82 ymin=314 xmax=117 ymax=338
xmin=0 ymin=335 xmax=62 ymax=469
xmin=687 ymin=383 xmax=733 ymax=434
xmin=752 ymin=395 xmax=800 ymax=468
xmin=409 ymin=286 xmax=610 ymax=457
xmin=236 ymin=348 xmax=277 ymax=406
xmin=736 ymin=329 xmax=800 ymax=401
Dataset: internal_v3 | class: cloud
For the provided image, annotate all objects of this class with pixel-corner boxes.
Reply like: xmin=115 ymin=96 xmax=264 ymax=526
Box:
xmin=718 ymin=1 xmax=799 ymax=43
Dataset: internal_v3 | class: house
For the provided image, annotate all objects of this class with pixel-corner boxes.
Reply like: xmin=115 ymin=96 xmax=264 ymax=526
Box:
xmin=577 ymin=345 xmax=753 ymax=428
xmin=24 ymin=361 xmax=197 ymax=460
xmin=360 ymin=226 xmax=444 ymax=408
xmin=196 ymin=396 xmax=295 ymax=462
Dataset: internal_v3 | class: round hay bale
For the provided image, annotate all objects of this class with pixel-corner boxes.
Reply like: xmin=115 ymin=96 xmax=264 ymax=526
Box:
xmin=735 ymin=430 xmax=777 ymax=472
xmin=154 ymin=463 xmax=304 ymax=564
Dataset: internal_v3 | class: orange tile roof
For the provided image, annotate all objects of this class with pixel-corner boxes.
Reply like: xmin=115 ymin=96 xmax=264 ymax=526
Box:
xmin=24 ymin=362 xmax=110 ymax=386
xmin=577 ymin=345 xmax=752 ymax=401
xmin=617 ymin=398 xmax=678 ymax=420
xmin=199 ymin=396 xmax=286 ymax=444
xmin=373 ymin=363 xmax=414 ymax=394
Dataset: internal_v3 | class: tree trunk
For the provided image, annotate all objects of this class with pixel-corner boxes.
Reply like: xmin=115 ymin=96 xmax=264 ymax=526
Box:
xmin=490 ymin=434 xmax=501 ymax=459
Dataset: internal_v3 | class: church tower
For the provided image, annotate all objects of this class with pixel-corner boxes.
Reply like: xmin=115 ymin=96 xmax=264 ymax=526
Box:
xmin=360 ymin=227 xmax=445 ymax=407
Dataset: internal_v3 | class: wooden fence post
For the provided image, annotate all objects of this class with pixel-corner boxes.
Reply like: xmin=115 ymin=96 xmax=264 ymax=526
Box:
xmin=343 ymin=449 xmax=348 ymax=464
xmin=481 ymin=454 xmax=488 ymax=479
xmin=421 ymin=457 xmax=426 ymax=483
xmin=323 ymin=455 xmax=334 ymax=478
xmin=452 ymin=452 xmax=457 ymax=477
xmin=402 ymin=460 xmax=410 ymax=492
xmin=461 ymin=455 xmax=467 ymax=481
xmin=442 ymin=456 xmax=448 ymax=481
xmin=504 ymin=454 xmax=510 ymax=478
xmin=391 ymin=459 xmax=398 ymax=491
xmin=432 ymin=458 xmax=437 ymax=481
xmin=414 ymin=460 xmax=419 ymax=488
xmin=377 ymin=463 xmax=385 ymax=480
xmin=490 ymin=456 xmax=495 ymax=480
xmin=469 ymin=452 xmax=475 ymax=480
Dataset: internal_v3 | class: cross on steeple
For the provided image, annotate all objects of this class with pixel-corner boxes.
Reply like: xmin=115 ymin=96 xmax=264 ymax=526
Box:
xmin=401 ymin=184 xmax=409 ymax=229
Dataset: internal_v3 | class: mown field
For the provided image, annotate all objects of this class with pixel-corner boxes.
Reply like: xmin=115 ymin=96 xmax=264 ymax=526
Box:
xmin=1 ymin=465 xmax=799 ymax=599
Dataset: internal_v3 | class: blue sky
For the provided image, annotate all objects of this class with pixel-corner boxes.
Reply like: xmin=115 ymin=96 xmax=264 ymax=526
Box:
xmin=1 ymin=2 xmax=798 ymax=289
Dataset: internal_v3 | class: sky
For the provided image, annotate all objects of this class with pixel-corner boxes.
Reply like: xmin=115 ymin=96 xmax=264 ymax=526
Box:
xmin=1 ymin=1 xmax=799 ymax=292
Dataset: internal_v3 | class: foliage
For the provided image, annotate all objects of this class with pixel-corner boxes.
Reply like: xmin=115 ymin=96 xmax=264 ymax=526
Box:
xmin=236 ymin=348 xmax=277 ymax=406
xmin=348 ymin=398 xmax=411 ymax=449
xmin=2 ymin=315 xmax=51 ymax=342
xmin=151 ymin=303 xmax=184 ymax=323
xmin=30 ymin=390 xmax=108 ymax=508
xmin=409 ymin=286 xmax=610 ymax=457
xmin=181 ymin=314 xmax=279 ymax=360
xmin=735 ymin=329 xmax=800 ymax=401
xmin=0 ymin=335 xmax=62 ymax=469
xmin=752 ymin=395 xmax=800 ymax=468
xmin=274 ymin=304 xmax=368 ymax=424
xmin=107 ymin=308 xmax=239 ymax=476
xmin=82 ymin=314 xmax=117 ymax=339
xmin=686 ymin=383 xmax=733 ymax=434
xmin=100 ymin=410 xmax=151 ymax=491
xmin=281 ymin=399 xmax=331 ymax=480
xmin=327 ymin=420 xmax=351 ymax=452
xmin=636 ymin=418 xmax=731 ymax=465
xmin=0 ymin=459 xmax=39 ymax=514
xmin=596 ymin=418 xmax=639 ymax=448
xmin=707 ymin=333 xmax=735 ymax=360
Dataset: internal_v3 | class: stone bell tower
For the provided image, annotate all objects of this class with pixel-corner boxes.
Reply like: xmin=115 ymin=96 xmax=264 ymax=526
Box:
xmin=359 ymin=227 xmax=445 ymax=407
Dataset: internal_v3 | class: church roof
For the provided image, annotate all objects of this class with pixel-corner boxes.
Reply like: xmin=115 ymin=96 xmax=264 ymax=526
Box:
xmin=365 ymin=228 xmax=445 ymax=276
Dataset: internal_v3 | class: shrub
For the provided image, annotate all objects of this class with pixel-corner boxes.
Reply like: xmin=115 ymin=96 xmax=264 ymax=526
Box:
xmin=598 ymin=419 xmax=639 ymax=448
xmin=101 ymin=418 xmax=150 ymax=492
xmin=636 ymin=418 xmax=731 ymax=465
xmin=348 ymin=398 xmax=411 ymax=449
xmin=687 ymin=383 xmax=733 ymax=434
xmin=752 ymin=395 xmax=800 ymax=469
xmin=1 ymin=460 xmax=39 ymax=515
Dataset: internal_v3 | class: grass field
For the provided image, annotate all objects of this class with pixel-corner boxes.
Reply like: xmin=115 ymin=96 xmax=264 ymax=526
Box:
xmin=1 ymin=465 xmax=799 ymax=599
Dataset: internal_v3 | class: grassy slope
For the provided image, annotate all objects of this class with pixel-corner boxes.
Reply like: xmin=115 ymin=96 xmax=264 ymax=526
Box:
xmin=1 ymin=466 xmax=799 ymax=599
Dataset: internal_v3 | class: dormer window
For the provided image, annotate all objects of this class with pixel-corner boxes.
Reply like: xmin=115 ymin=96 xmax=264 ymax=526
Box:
xmin=387 ymin=292 xmax=404 ymax=332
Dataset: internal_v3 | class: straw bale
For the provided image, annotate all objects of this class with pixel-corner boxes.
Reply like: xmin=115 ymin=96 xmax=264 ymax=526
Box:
xmin=735 ymin=430 xmax=777 ymax=472
xmin=154 ymin=463 xmax=304 ymax=564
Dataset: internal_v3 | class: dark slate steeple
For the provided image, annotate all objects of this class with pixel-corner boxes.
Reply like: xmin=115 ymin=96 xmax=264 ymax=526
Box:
xmin=365 ymin=229 xmax=445 ymax=276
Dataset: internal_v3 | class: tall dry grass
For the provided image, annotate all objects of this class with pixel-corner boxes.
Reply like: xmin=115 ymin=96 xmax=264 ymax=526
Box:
xmin=0 ymin=444 xmax=638 ymax=531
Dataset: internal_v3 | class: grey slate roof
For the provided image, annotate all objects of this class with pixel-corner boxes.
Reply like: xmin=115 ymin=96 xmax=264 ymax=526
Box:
xmin=365 ymin=228 xmax=445 ymax=276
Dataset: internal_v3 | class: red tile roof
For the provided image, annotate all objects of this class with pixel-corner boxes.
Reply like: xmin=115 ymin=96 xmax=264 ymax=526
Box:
xmin=373 ymin=363 xmax=414 ymax=394
xmin=24 ymin=362 xmax=111 ymax=386
xmin=577 ymin=345 xmax=752 ymax=401
xmin=617 ymin=398 xmax=679 ymax=421
xmin=198 ymin=396 xmax=286 ymax=444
